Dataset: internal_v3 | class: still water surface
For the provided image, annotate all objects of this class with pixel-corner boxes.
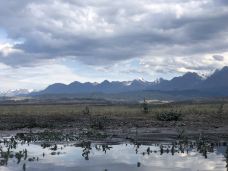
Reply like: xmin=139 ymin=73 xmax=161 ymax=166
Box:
xmin=0 ymin=137 xmax=227 ymax=171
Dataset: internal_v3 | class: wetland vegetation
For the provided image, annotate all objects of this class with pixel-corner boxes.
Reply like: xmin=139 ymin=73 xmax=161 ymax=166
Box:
xmin=0 ymin=100 xmax=227 ymax=130
xmin=0 ymin=100 xmax=228 ymax=170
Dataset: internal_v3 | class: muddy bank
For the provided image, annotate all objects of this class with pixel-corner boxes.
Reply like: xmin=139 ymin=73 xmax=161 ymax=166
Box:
xmin=0 ymin=102 xmax=228 ymax=142
xmin=1 ymin=125 xmax=228 ymax=143
xmin=1 ymin=115 xmax=228 ymax=142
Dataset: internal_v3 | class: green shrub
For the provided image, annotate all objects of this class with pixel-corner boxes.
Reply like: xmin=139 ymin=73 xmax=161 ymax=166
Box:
xmin=142 ymin=98 xmax=149 ymax=113
xmin=156 ymin=111 xmax=182 ymax=121
xmin=83 ymin=106 xmax=90 ymax=115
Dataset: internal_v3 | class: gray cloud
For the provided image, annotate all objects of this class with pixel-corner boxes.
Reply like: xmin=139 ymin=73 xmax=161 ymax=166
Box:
xmin=0 ymin=0 xmax=228 ymax=69
xmin=213 ymin=55 xmax=224 ymax=61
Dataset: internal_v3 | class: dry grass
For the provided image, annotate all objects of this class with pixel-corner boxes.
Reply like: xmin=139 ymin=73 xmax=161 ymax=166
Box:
xmin=0 ymin=102 xmax=227 ymax=130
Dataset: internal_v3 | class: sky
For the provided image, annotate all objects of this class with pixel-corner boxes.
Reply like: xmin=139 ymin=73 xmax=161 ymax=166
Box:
xmin=0 ymin=0 xmax=228 ymax=91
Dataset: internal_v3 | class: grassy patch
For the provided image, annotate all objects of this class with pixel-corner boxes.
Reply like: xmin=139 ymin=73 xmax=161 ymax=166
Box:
xmin=156 ymin=111 xmax=182 ymax=121
xmin=0 ymin=101 xmax=227 ymax=129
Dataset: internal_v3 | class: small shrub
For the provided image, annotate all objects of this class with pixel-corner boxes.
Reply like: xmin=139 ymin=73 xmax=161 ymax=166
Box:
xmin=83 ymin=106 xmax=90 ymax=115
xmin=142 ymin=98 xmax=149 ymax=113
xmin=90 ymin=116 xmax=107 ymax=130
xmin=217 ymin=103 xmax=224 ymax=115
xmin=156 ymin=111 xmax=182 ymax=121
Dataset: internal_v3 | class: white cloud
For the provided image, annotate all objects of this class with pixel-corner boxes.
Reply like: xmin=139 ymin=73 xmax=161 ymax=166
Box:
xmin=0 ymin=62 xmax=88 ymax=91
xmin=139 ymin=52 xmax=228 ymax=76
xmin=0 ymin=0 xmax=228 ymax=89
xmin=0 ymin=42 xmax=20 ymax=57
xmin=0 ymin=0 xmax=228 ymax=66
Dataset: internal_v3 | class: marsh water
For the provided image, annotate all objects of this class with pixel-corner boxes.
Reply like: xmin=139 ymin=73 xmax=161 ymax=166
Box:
xmin=0 ymin=134 xmax=228 ymax=171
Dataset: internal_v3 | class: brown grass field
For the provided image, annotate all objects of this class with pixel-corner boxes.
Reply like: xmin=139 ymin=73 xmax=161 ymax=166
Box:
xmin=0 ymin=101 xmax=227 ymax=130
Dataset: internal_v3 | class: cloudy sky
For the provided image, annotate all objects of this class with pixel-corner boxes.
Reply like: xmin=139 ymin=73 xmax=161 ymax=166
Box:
xmin=0 ymin=0 xmax=228 ymax=90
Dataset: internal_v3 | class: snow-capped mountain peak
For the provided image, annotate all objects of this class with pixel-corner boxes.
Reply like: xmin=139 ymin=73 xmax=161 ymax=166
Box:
xmin=0 ymin=89 xmax=34 ymax=97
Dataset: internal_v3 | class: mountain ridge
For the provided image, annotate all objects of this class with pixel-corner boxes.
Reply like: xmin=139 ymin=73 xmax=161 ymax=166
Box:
xmin=3 ymin=66 xmax=228 ymax=99
xmin=35 ymin=66 xmax=228 ymax=96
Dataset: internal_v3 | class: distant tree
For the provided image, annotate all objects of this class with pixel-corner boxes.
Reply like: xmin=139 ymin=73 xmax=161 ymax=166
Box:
xmin=83 ymin=106 xmax=90 ymax=115
xmin=142 ymin=98 xmax=149 ymax=113
xmin=217 ymin=103 xmax=224 ymax=119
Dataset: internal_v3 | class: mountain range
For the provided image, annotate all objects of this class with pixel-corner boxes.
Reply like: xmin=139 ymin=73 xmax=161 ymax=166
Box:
xmin=0 ymin=89 xmax=34 ymax=97
xmin=35 ymin=66 xmax=228 ymax=98
xmin=1 ymin=66 xmax=228 ymax=100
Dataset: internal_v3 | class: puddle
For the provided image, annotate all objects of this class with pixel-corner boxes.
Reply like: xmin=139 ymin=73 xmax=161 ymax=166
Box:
xmin=0 ymin=134 xmax=228 ymax=171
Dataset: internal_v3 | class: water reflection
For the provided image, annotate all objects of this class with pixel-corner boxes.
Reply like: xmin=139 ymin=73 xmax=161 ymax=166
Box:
xmin=226 ymin=146 xmax=228 ymax=171
xmin=0 ymin=134 xmax=227 ymax=171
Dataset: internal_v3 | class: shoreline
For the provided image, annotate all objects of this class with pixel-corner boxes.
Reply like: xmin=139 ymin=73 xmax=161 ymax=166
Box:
xmin=1 ymin=126 xmax=228 ymax=143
